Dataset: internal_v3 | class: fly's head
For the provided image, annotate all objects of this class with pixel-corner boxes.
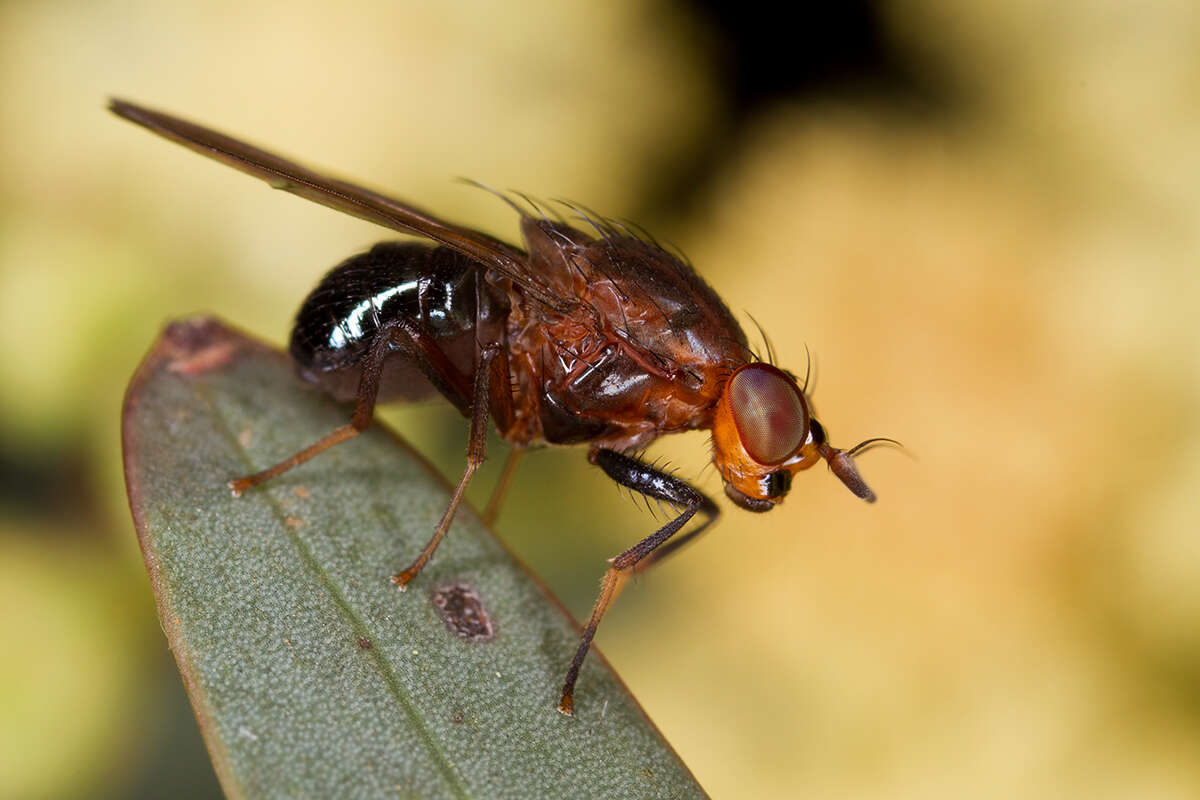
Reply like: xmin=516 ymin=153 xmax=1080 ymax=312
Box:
xmin=712 ymin=363 xmax=885 ymax=510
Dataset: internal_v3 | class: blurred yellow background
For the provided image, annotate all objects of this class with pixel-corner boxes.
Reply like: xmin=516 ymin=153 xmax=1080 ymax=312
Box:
xmin=2 ymin=0 xmax=1198 ymax=797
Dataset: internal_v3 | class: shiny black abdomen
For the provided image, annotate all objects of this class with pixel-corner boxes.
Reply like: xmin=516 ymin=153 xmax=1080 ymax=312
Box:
xmin=288 ymin=242 xmax=487 ymax=403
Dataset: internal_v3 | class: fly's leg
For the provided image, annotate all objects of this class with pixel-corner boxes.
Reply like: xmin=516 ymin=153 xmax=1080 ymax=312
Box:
xmin=229 ymin=315 xmax=473 ymax=495
xmin=392 ymin=342 xmax=509 ymax=588
xmin=558 ymin=448 xmax=720 ymax=716
xmin=477 ymin=268 xmax=521 ymax=528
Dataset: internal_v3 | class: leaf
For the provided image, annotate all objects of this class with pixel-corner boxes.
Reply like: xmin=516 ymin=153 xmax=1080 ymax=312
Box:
xmin=122 ymin=317 xmax=705 ymax=800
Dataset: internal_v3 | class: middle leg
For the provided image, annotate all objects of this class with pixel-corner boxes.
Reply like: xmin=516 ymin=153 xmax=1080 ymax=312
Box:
xmin=391 ymin=342 xmax=511 ymax=588
xmin=557 ymin=448 xmax=720 ymax=715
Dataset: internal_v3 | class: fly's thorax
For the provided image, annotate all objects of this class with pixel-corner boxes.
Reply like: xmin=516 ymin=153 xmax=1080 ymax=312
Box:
xmin=520 ymin=216 xmax=591 ymax=297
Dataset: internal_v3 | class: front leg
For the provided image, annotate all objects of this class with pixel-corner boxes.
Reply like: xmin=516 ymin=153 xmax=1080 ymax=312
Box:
xmin=558 ymin=448 xmax=719 ymax=716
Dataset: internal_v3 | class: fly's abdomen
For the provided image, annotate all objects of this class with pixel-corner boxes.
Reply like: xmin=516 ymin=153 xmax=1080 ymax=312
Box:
xmin=289 ymin=242 xmax=483 ymax=402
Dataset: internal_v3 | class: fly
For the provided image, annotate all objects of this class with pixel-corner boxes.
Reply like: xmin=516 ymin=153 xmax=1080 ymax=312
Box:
xmin=110 ymin=99 xmax=896 ymax=716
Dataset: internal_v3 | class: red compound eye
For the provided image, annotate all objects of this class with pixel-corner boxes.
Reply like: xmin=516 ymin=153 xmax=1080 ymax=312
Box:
xmin=727 ymin=364 xmax=808 ymax=465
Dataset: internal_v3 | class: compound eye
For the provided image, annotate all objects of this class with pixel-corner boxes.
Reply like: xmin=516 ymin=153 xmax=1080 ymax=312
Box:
xmin=727 ymin=365 xmax=808 ymax=465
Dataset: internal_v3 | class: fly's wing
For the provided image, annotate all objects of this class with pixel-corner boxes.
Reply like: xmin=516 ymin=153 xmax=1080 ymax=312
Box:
xmin=109 ymin=99 xmax=572 ymax=313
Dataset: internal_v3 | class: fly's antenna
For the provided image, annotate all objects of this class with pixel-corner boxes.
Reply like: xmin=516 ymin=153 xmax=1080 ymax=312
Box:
xmin=802 ymin=343 xmax=813 ymax=394
xmin=845 ymin=437 xmax=904 ymax=458
xmin=817 ymin=436 xmax=903 ymax=504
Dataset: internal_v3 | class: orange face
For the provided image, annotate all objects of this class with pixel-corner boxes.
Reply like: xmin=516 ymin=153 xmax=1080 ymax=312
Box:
xmin=712 ymin=362 xmax=884 ymax=508
xmin=711 ymin=363 xmax=819 ymax=511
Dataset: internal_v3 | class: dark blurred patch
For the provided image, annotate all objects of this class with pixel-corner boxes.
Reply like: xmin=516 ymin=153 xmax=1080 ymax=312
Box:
xmin=689 ymin=0 xmax=943 ymax=110
xmin=641 ymin=0 xmax=957 ymax=218
xmin=0 ymin=438 xmax=101 ymax=530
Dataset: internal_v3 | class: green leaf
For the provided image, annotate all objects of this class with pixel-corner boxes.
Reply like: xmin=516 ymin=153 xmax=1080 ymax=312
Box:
xmin=122 ymin=317 xmax=705 ymax=800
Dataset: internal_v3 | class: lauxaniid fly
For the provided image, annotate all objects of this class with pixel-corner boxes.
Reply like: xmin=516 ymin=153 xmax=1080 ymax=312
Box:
xmin=110 ymin=99 xmax=895 ymax=715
